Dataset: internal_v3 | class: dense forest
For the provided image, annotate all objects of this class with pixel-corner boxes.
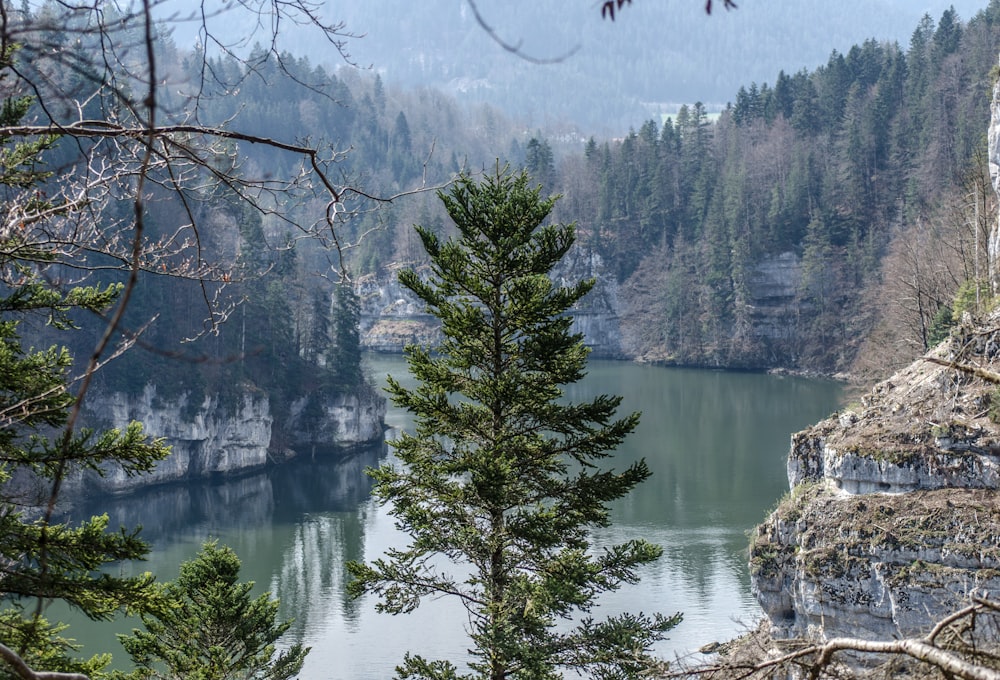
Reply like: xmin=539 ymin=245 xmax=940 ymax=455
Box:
xmin=6 ymin=2 xmax=1000 ymax=678
xmin=541 ymin=3 xmax=1000 ymax=376
xmin=39 ymin=1 xmax=1000 ymax=412
xmin=23 ymin=28 xmax=518 ymax=426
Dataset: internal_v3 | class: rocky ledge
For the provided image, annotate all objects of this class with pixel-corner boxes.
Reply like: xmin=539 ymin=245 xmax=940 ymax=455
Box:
xmin=751 ymin=318 xmax=1000 ymax=643
xmin=70 ymin=383 xmax=386 ymax=495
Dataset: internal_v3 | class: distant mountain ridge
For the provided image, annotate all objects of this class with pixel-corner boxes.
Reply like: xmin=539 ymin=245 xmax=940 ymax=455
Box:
xmin=162 ymin=0 xmax=990 ymax=133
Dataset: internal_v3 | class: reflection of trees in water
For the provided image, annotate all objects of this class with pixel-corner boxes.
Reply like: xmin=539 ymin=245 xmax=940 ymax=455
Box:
xmin=265 ymin=444 xmax=384 ymax=640
xmin=69 ymin=442 xmax=385 ymax=539
xmin=68 ymin=443 xmax=385 ymax=633
xmin=271 ymin=509 xmax=368 ymax=642
xmin=71 ymin=474 xmax=276 ymax=543
xmin=50 ymin=444 xmax=386 ymax=663
xmin=268 ymin=444 xmax=383 ymax=521
xmin=659 ymin=528 xmax=752 ymax=601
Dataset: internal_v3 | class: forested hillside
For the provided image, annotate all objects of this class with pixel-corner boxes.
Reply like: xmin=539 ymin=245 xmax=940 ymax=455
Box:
xmin=540 ymin=3 xmax=1000 ymax=375
xmin=168 ymin=0 xmax=988 ymax=133
xmin=57 ymin=36 xmax=521 ymax=428
xmin=48 ymin=1 xmax=1000 ymax=396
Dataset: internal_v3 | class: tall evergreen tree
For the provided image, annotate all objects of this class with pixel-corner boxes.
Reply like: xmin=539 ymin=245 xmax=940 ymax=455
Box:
xmin=0 ymin=58 xmax=170 ymax=677
xmin=348 ymin=168 xmax=678 ymax=680
xmin=329 ymin=280 xmax=362 ymax=388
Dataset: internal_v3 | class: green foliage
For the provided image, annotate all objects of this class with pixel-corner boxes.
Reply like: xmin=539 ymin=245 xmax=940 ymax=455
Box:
xmin=328 ymin=281 xmax=363 ymax=389
xmin=553 ymin=5 xmax=1000 ymax=372
xmin=116 ymin=542 xmax=308 ymax=680
xmin=952 ymin=279 xmax=996 ymax=320
xmin=926 ymin=304 xmax=954 ymax=347
xmin=988 ymin=389 xmax=1000 ymax=425
xmin=348 ymin=168 xmax=678 ymax=679
xmin=0 ymin=611 xmax=112 ymax=680
xmin=0 ymin=82 xmax=170 ymax=677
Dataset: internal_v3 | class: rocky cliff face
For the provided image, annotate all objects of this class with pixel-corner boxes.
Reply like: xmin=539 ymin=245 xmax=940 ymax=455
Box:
xmin=357 ymin=247 xmax=624 ymax=357
xmin=750 ymin=320 xmax=1000 ymax=643
xmin=72 ymin=384 xmax=385 ymax=495
xmin=357 ymin=266 xmax=441 ymax=353
xmin=745 ymin=251 xmax=802 ymax=345
xmin=620 ymin=248 xmax=805 ymax=367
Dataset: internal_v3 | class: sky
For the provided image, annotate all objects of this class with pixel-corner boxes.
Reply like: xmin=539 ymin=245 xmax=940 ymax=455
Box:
xmin=164 ymin=0 xmax=995 ymax=132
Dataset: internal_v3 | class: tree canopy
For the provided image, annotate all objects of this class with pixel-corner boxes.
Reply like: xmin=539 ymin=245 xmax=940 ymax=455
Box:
xmin=348 ymin=167 xmax=679 ymax=679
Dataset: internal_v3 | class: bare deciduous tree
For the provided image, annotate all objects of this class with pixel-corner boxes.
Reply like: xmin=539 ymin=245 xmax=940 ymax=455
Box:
xmin=0 ymin=2 xmax=419 ymax=676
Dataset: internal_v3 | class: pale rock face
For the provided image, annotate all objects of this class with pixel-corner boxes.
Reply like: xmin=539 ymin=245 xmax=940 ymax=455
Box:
xmin=356 ymin=267 xmax=442 ymax=352
xmin=356 ymin=246 xmax=624 ymax=357
xmin=288 ymin=391 xmax=387 ymax=455
xmin=552 ymin=246 xmax=623 ymax=357
xmin=72 ymin=383 xmax=385 ymax=495
xmin=746 ymin=251 xmax=802 ymax=342
xmin=752 ymin=325 xmax=1000 ymax=645
xmin=358 ymin=247 xmax=810 ymax=364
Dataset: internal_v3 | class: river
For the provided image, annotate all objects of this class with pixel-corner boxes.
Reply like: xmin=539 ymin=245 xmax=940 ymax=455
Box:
xmin=59 ymin=355 xmax=842 ymax=677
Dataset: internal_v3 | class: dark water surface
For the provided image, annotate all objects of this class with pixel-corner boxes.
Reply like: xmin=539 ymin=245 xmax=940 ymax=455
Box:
xmin=58 ymin=356 xmax=842 ymax=677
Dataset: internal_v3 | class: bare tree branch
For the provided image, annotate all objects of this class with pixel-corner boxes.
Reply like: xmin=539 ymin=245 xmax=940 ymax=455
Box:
xmin=670 ymin=599 xmax=1000 ymax=680
xmin=465 ymin=0 xmax=579 ymax=64
xmin=0 ymin=643 xmax=89 ymax=680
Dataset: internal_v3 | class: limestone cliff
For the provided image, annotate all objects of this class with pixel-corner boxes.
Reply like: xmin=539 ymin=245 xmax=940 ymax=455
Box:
xmin=357 ymin=247 xmax=624 ymax=357
xmin=71 ymin=384 xmax=386 ymax=495
xmin=621 ymin=249 xmax=804 ymax=367
xmin=750 ymin=319 xmax=1000 ymax=642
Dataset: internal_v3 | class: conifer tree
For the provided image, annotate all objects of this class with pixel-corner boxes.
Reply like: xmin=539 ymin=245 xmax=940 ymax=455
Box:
xmin=0 ymin=55 xmax=170 ymax=677
xmin=0 ymin=41 xmax=169 ymax=678
xmin=348 ymin=167 xmax=679 ymax=680
xmin=117 ymin=542 xmax=308 ymax=680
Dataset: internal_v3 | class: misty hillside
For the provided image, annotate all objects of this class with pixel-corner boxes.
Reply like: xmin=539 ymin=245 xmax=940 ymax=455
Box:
xmin=163 ymin=0 xmax=990 ymax=133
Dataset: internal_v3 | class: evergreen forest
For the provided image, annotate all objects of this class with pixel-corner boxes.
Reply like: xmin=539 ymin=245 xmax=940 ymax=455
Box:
xmin=6 ymin=1 xmax=1000 ymax=678
xmin=68 ymin=1 xmax=1000 ymax=392
xmin=546 ymin=3 xmax=1000 ymax=375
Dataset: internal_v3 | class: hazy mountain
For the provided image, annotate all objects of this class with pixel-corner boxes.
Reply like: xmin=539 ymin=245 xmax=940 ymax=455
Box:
xmin=162 ymin=0 xmax=991 ymax=133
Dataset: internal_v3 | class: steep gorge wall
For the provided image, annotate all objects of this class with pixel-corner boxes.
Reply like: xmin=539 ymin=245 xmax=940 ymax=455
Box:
xmin=750 ymin=324 xmax=1000 ymax=643
xmin=358 ymin=247 xmax=803 ymax=365
xmin=71 ymin=384 xmax=385 ymax=495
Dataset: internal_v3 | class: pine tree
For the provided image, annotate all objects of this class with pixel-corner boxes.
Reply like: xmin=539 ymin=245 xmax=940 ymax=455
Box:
xmin=348 ymin=167 xmax=678 ymax=680
xmin=117 ymin=542 xmax=308 ymax=680
xmin=329 ymin=280 xmax=362 ymax=389
xmin=0 ymin=51 xmax=170 ymax=677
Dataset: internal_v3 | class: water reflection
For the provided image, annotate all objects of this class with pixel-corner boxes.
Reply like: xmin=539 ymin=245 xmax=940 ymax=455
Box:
xmin=57 ymin=357 xmax=841 ymax=677
xmin=60 ymin=443 xmax=385 ymax=669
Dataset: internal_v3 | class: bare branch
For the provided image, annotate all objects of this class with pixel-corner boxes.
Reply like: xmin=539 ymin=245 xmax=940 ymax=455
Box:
xmin=465 ymin=0 xmax=579 ymax=64
xmin=923 ymin=354 xmax=1000 ymax=384
xmin=0 ymin=643 xmax=89 ymax=680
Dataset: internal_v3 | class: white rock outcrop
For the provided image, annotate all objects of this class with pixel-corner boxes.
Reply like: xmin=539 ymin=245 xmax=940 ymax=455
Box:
xmin=72 ymin=383 xmax=385 ymax=495
xmin=751 ymin=324 xmax=1000 ymax=643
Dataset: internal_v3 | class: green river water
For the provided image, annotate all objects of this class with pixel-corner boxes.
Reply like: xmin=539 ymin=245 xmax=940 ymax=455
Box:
xmin=56 ymin=355 xmax=843 ymax=678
